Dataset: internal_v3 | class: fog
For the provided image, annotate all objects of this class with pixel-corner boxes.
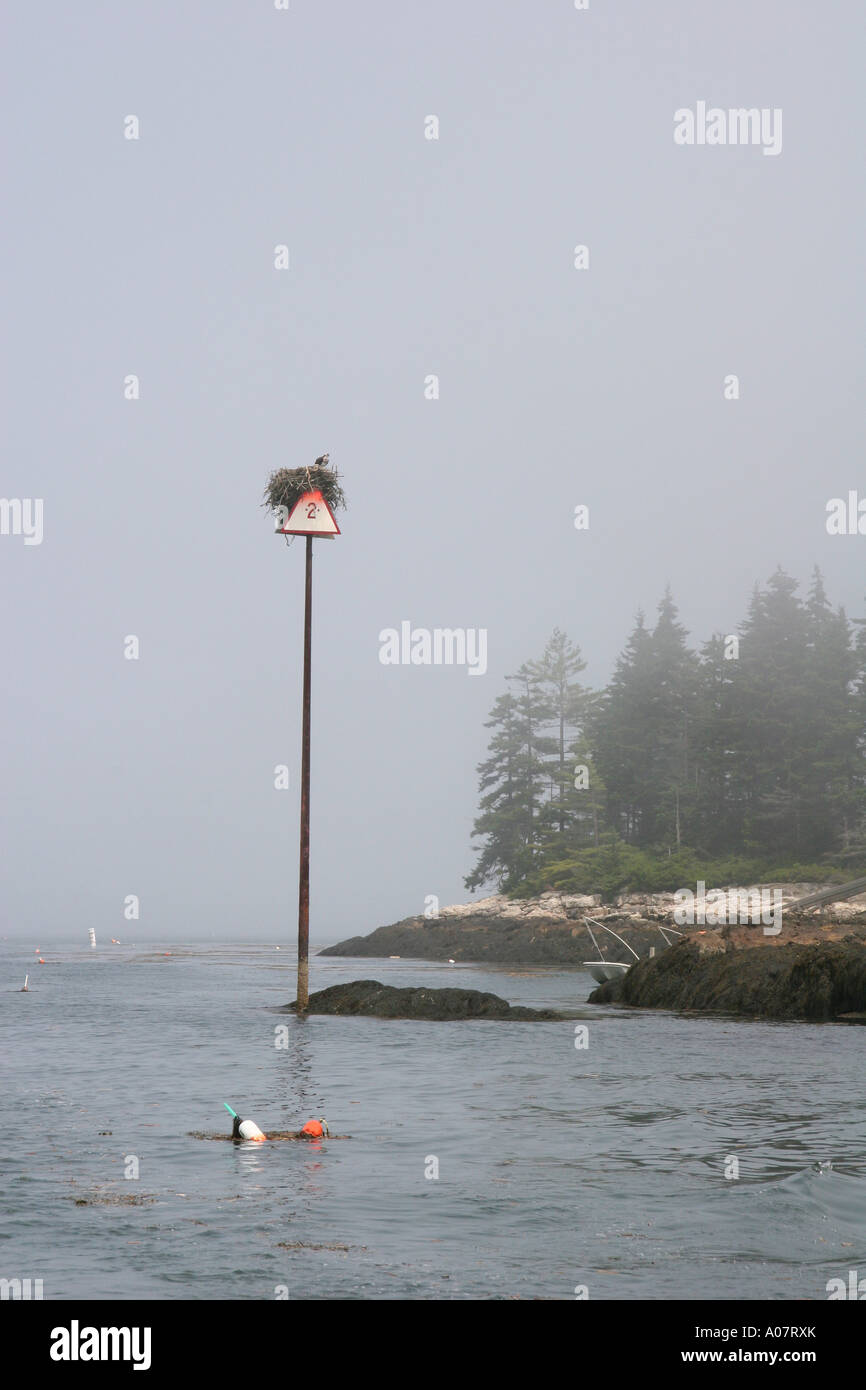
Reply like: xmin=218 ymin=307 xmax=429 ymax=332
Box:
xmin=2 ymin=1 xmax=863 ymax=941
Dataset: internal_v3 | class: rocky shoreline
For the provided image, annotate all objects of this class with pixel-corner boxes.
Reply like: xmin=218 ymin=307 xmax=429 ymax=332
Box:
xmin=320 ymin=886 xmax=866 ymax=968
xmin=319 ymin=887 xmax=866 ymax=1022
xmin=588 ymin=935 xmax=866 ymax=1023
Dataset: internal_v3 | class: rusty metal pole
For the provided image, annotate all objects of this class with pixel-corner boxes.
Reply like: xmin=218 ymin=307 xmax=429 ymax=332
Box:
xmin=296 ymin=534 xmax=313 ymax=1010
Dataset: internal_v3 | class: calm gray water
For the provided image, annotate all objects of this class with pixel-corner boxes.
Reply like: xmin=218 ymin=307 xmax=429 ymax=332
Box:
xmin=2 ymin=941 xmax=864 ymax=1301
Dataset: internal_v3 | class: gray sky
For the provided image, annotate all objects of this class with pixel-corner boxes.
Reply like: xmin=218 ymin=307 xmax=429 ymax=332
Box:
xmin=2 ymin=1 xmax=863 ymax=941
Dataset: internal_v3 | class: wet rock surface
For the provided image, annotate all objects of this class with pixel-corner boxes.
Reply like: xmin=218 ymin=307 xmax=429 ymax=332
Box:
xmin=286 ymin=979 xmax=562 ymax=1020
xmin=589 ymin=937 xmax=866 ymax=1021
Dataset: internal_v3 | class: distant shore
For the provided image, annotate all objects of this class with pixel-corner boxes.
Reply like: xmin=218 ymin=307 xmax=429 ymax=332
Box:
xmin=320 ymin=886 xmax=866 ymax=968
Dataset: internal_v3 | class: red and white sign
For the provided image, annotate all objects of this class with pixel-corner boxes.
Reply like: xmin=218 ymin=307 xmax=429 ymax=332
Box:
xmin=275 ymin=490 xmax=341 ymax=538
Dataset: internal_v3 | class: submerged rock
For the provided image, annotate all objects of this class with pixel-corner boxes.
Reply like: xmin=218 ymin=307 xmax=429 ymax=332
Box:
xmin=589 ymin=937 xmax=866 ymax=1021
xmin=286 ymin=979 xmax=561 ymax=1020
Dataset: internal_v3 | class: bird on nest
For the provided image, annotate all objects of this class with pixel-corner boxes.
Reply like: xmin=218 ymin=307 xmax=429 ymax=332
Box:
xmin=313 ymin=453 xmax=330 ymax=468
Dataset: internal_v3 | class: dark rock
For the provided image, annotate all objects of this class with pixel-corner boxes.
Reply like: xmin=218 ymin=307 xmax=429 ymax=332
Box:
xmin=285 ymin=979 xmax=561 ymax=1020
xmin=589 ymin=937 xmax=866 ymax=1021
xmin=319 ymin=916 xmax=669 ymax=967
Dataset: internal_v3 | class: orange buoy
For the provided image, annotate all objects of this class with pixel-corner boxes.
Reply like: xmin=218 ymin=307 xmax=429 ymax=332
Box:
xmin=301 ymin=1118 xmax=329 ymax=1138
xmin=38 ymin=958 xmax=46 ymax=964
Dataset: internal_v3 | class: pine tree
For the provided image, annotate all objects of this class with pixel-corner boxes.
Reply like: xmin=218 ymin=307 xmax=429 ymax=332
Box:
xmin=464 ymin=667 xmax=553 ymax=892
xmin=528 ymin=628 xmax=588 ymax=841
xmin=466 ymin=571 xmax=866 ymax=893
xmin=593 ymin=593 xmax=696 ymax=849
xmin=566 ymin=724 xmax=607 ymax=848
xmin=728 ymin=568 xmax=815 ymax=856
xmin=844 ymin=600 xmax=866 ymax=861
xmin=729 ymin=570 xmax=804 ymax=854
xmin=592 ymin=611 xmax=656 ymax=843
xmin=798 ymin=568 xmax=860 ymax=855
xmin=647 ymin=588 xmax=698 ymax=849
xmin=691 ymin=632 xmax=741 ymax=853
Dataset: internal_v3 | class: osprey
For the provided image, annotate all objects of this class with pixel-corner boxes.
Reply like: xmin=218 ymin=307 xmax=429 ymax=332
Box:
xmin=314 ymin=453 xmax=329 ymax=468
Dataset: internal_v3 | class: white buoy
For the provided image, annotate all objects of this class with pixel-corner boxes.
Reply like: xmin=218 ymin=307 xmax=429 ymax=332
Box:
xmin=237 ymin=1118 xmax=267 ymax=1141
xmin=88 ymin=928 xmax=96 ymax=948
xmin=223 ymin=1102 xmax=267 ymax=1142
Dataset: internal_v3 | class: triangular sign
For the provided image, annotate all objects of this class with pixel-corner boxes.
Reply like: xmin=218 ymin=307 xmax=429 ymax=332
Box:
xmin=275 ymin=490 xmax=341 ymax=537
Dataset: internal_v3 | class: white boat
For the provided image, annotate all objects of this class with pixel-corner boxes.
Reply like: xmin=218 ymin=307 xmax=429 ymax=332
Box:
xmin=584 ymin=959 xmax=632 ymax=983
xmin=582 ymin=916 xmax=682 ymax=983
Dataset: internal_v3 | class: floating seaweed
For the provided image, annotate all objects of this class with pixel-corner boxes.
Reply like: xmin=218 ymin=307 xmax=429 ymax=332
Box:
xmin=187 ymin=1130 xmax=348 ymax=1142
xmin=276 ymin=1241 xmax=363 ymax=1252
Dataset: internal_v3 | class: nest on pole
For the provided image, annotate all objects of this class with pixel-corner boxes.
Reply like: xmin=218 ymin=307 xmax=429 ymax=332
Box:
xmin=262 ymin=464 xmax=346 ymax=517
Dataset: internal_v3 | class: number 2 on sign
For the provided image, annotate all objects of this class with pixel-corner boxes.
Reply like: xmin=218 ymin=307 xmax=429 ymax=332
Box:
xmin=306 ymin=503 xmax=318 ymax=519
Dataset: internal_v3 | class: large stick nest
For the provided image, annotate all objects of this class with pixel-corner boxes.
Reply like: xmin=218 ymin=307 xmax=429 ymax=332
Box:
xmin=263 ymin=465 xmax=346 ymax=516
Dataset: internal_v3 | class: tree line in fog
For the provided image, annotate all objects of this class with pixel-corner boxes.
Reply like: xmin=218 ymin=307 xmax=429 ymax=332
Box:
xmin=466 ymin=568 xmax=866 ymax=896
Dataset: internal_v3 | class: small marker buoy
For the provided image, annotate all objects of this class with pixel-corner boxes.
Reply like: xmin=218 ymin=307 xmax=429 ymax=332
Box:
xmin=38 ymin=958 xmax=46 ymax=964
xmin=224 ymin=1102 xmax=267 ymax=1142
xmin=20 ymin=975 xmax=29 ymax=992
xmin=300 ymin=1117 xmax=330 ymax=1139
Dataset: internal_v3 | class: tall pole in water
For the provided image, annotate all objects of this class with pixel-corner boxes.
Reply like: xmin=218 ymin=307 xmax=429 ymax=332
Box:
xmin=265 ymin=462 xmax=342 ymax=1012
xmin=297 ymin=534 xmax=313 ymax=1011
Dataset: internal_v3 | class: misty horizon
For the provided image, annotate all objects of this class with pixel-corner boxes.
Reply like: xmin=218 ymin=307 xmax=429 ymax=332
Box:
xmin=3 ymin=1 xmax=863 ymax=944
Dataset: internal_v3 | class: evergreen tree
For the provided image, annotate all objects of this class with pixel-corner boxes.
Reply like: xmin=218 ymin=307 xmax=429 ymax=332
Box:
xmin=593 ymin=592 xmax=696 ymax=848
xmin=567 ymin=721 xmax=607 ymax=849
xmin=506 ymin=660 xmax=558 ymax=855
xmin=798 ymin=568 xmax=860 ymax=855
xmin=691 ymin=632 xmax=741 ymax=853
xmin=466 ymin=570 xmax=866 ymax=894
xmin=464 ymin=693 xmax=525 ymax=891
xmin=829 ymin=589 xmax=866 ymax=862
xmin=721 ymin=567 xmax=865 ymax=859
xmin=647 ymin=588 xmax=698 ymax=849
xmin=464 ymin=666 xmax=553 ymax=891
xmin=591 ymin=610 xmax=656 ymax=843
xmin=528 ymin=628 xmax=588 ymax=841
